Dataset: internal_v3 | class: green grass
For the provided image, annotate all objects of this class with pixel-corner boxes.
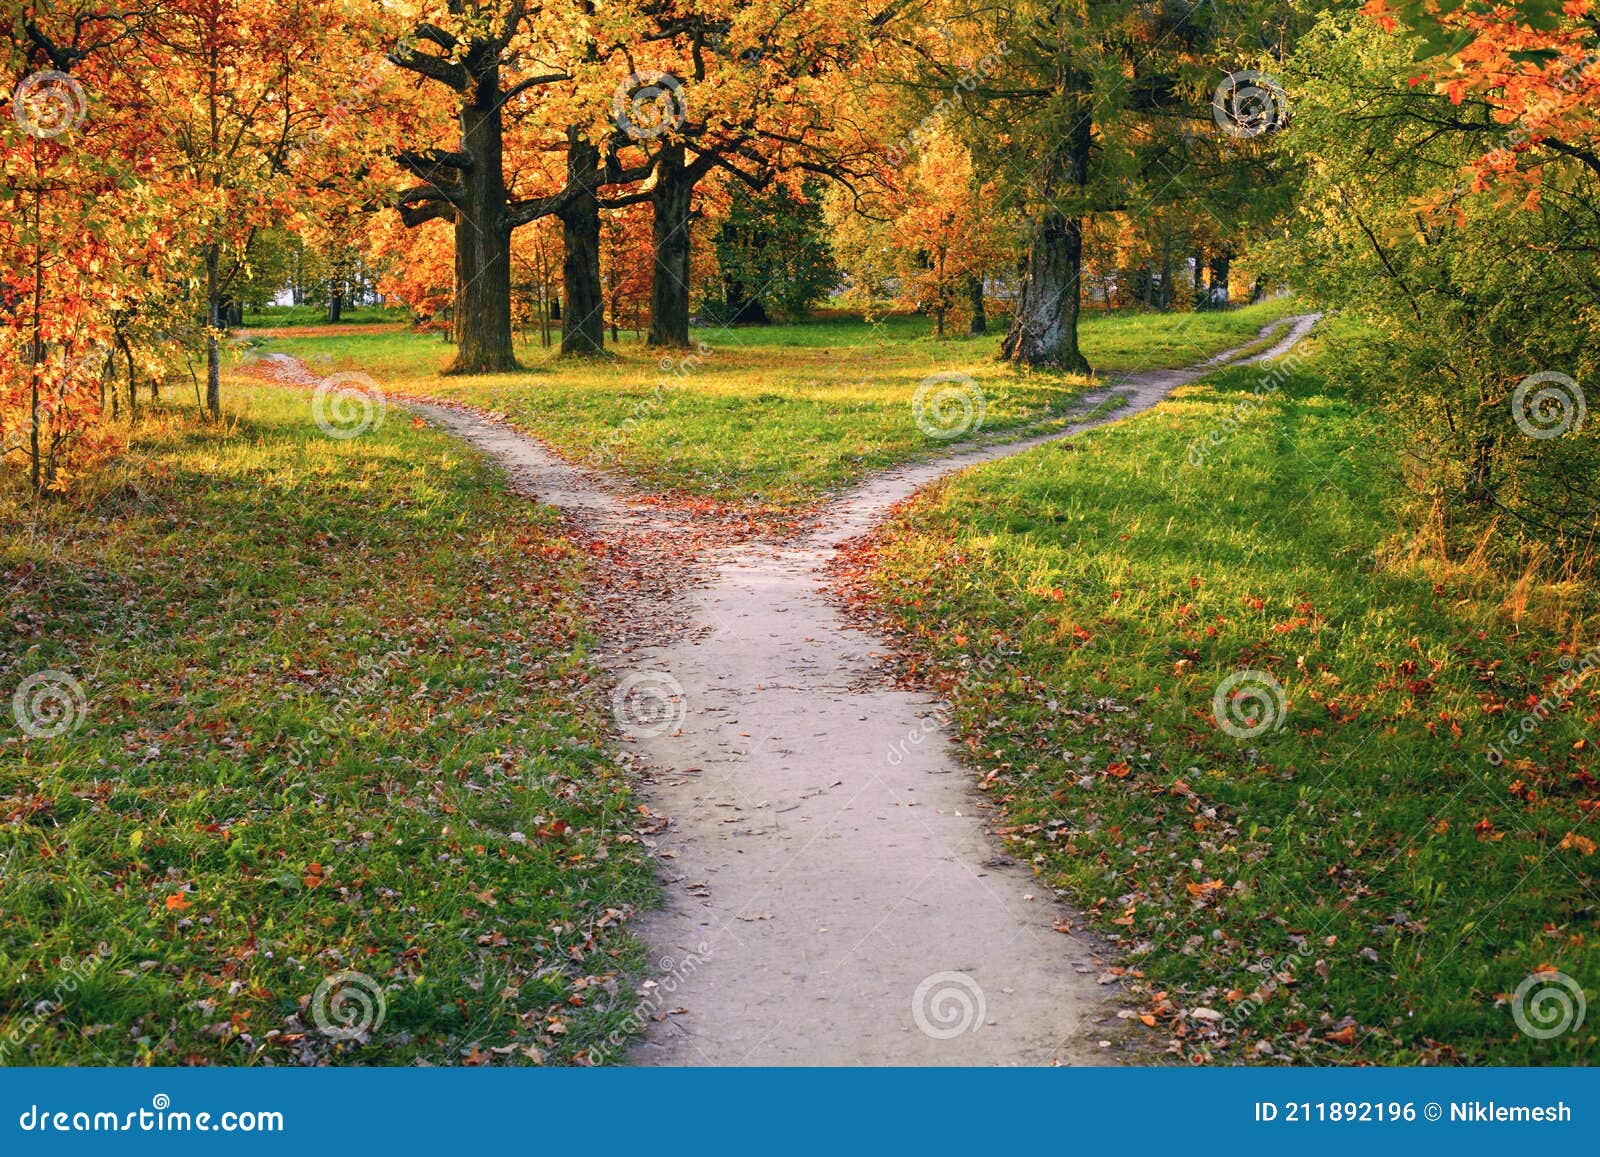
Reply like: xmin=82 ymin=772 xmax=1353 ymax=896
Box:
xmin=247 ymin=301 xmax=1301 ymax=516
xmin=0 ymin=382 xmax=655 ymax=1066
xmin=848 ymin=327 xmax=1598 ymax=1065
xmin=241 ymin=304 xmax=411 ymax=328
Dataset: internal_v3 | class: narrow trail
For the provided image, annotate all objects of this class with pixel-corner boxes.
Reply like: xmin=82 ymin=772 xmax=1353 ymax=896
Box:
xmin=263 ymin=312 xmax=1320 ymax=1065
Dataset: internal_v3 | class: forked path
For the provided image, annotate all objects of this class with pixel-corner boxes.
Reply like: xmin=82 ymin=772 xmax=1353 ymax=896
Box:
xmin=412 ymin=313 xmax=1321 ymax=1066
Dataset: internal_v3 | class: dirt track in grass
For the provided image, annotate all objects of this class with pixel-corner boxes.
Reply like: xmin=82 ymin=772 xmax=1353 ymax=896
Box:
xmin=254 ymin=312 xmax=1319 ymax=1065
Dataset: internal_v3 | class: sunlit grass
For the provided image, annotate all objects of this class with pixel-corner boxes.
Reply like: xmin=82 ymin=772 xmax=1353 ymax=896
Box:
xmin=853 ymin=331 xmax=1598 ymax=1065
xmin=247 ymin=301 xmax=1301 ymax=513
xmin=0 ymin=381 xmax=655 ymax=1066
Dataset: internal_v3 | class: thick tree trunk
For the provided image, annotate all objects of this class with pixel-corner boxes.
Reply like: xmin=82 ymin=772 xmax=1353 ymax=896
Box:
xmin=648 ymin=145 xmax=694 ymax=349
xmin=448 ymin=69 xmax=518 ymax=374
xmin=1001 ymin=213 xmax=1089 ymax=372
xmin=1002 ymin=93 xmax=1091 ymax=373
xmin=328 ymin=284 xmax=343 ymax=324
xmin=558 ymin=130 xmax=606 ymax=357
xmin=967 ymin=274 xmax=987 ymax=335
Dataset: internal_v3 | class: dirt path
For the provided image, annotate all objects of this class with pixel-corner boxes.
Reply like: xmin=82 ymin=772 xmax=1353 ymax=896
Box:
xmin=265 ymin=313 xmax=1320 ymax=1065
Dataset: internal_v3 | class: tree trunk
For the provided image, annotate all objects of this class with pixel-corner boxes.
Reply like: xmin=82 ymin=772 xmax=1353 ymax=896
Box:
xmin=1002 ymin=92 xmax=1091 ymax=373
xmin=1466 ymin=435 xmax=1497 ymax=504
xmin=1206 ymin=250 xmax=1231 ymax=309
xmin=452 ymin=223 xmax=466 ymax=345
xmin=648 ymin=145 xmax=695 ymax=349
xmin=967 ymin=274 xmax=986 ymax=335
xmin=448 ymin=69 xmax=518 ymax=374
xmin=204 ymin=247 xmax=221 ymax=417
xmin=558 ymin=130 xmax=606 ymax=356
xmin=328 ymin=284 xmax=343 ymax=324
xmin=1001 ymin=212 xmax=1089 ymax=372
xmin=1159 ymin=239 xmax=1173 ymax=311
xmin=722 ymin=269 xmax=769 ymax=324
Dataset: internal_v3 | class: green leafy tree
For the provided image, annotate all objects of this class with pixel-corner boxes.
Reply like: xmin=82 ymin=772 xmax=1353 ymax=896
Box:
xmin=1272 ymin=11 xmax=1599 ymax=560
xmin=710 ymin=181 xmax=838 ymax=324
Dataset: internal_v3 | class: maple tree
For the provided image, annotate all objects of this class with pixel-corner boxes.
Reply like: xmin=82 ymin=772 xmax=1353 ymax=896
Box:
xmin=600 ymin=199 xmax=651 ymax=340
xmin=3 ymin=5 xmax=156 ymax=489
xmin=599 ymin=0 xmax=876 ymax=347
xmin=827 ymin=131 xmax=1010 ymax=335
xmin=118 ymin=0 xmax=375 ymax=414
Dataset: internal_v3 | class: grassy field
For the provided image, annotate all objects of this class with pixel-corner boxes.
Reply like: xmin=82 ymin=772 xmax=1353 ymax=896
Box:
xmin=245 ymin=301 xmax=1301 ymax=515
xmin=242 ymin=303 xmax=412 ymax=328
xmin=0 ymin=382 xmax=655 ymax=1066
xmin=843 ymin=324 xmax=1599 ymax=1065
